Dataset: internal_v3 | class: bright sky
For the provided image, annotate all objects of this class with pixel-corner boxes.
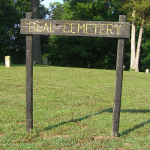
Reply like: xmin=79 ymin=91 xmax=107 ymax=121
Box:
xmin=41 ymin=0 xmax=63 ymax=8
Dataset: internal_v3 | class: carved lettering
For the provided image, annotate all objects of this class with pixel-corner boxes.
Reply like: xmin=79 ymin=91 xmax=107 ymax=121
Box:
xmin=36 ymin=22 xmax=42 ymax=32
xmin=70 ymin=23 xmax=77 ymax=33
xmin=107 ymin=24 xmax=113 ymax=34
xmin=93 ymin=23 xmax=98 ymax=34
xmin=50 ymin=22 xmax=54 ymax=32
xmin=78 ymin=23 xmax=85 ymax=34
xmin=29 ymin=21 xmax=36 ymax=32
xmin=115 ymin=25 xmax=121 ymax=35
xmin=63 ymin=22 xmax=70 ymax=33
xmin=86 ymin=23 xmax=92 ymax=34
xmin=100 ymin=24 xmax=106 ymax=35
xmin=43 ymin=22 xmax=49 ymax=32
xmin=22 ymin=19 xmax=130 ymax=38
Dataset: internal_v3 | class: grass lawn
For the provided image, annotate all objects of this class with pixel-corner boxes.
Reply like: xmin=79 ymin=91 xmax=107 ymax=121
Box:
xmin=0 ymin=64 xmax=150 ymax=149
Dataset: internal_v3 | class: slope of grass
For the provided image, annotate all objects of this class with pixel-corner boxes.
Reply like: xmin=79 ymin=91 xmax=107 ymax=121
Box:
xmin=0 ymin=64 xmax=150 ymax=149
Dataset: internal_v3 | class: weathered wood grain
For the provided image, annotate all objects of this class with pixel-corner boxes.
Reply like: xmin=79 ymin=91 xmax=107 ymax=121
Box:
xmin=112 ymin=15 xmax=126 ymax=137
xmin=21 ymin=19 xmax=130 ymax=38
xmin=26 ymin=12 xmax=33 ymax=132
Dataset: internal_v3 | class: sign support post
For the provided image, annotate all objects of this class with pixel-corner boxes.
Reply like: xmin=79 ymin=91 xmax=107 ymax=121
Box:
xmin=112 ymin=15 xmax=126 ymax=137
xmin=26 ymin=12 xmax=33 ymax=132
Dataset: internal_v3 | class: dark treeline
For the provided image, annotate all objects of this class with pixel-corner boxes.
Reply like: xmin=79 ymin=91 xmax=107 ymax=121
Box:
xmin=0 ymin=0 xmax=49 ymax=63
xmin=43 ymin=0 xmax=130 ymax=70
xmin=1 ymin=0 xmax=150 ymax=71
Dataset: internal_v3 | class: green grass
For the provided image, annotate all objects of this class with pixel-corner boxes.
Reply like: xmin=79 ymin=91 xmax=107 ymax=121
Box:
xmin=0 ymin=64 xmax=150 ymax=149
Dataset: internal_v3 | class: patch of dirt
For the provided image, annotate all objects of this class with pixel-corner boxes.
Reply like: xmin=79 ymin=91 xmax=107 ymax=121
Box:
xmin=117 ymin=147 xmax=126 ymax=150
xmin=40 ymin=132 xmax=71 ymax=139
xmin=0 ymin=133 xmax=5 ymax=137
xmin=124 ymin=143 xmax=132 ymax=146
xmin=16 ymin=121 xmax=26 ymax=125
xmin=55 ymin=135 xmax=71 ymax=138
xmin=92 ymin=135 xmax=120 ymax=141
xmin=16 ymin=85 xmax=25 ymax=88
xmin=77 ymin=122 xmax=89 ymax=129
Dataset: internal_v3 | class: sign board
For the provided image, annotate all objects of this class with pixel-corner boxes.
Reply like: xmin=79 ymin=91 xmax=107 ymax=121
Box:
xmin=21 ymin=12 xmax=130 ymax=137
xmin=21 ymin=19 xmax=130 ymax=38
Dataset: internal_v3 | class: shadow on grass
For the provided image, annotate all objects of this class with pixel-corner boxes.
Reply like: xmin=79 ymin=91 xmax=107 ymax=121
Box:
xmin=44 ymin=107 xmax=150 ymax=132
xmin=44 ymin=107 xmax=113 ymax=131
xmin=121 ymin=109 xmax=150 ymax=113
xmin=120 ymin=119 xmax=150 ymax=136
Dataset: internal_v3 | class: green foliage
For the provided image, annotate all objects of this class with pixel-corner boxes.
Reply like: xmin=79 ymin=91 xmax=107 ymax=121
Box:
xmin=39 ymin=4 xmax=50 ymax=19
xmin=49 ymin=2 xmax=63 ymax=20
xmin=1 ymin=0 xmax=150 ymax=71
xmin=62 ymin=0 xmax=115 ymax=21
xmin=43 ymin=35 xmax=119 ymax=69
xmin=42 ymin=0 xmax=127 ymax=70
xmin=0 ymin=0 xmax=50 ymax=63
xmin=120 ymin=0 xmax=150 ymax=26
xmin=141 ymin=54 xmax=150 ymax=70
xmin=140 ymin=27 xmax=150 ymax=71
xmin=0 ymin=0 xmax=30 ymax=63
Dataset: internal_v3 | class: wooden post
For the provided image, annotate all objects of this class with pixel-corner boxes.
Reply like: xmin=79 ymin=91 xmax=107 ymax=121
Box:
xmin=112 ymin=15 xmax=126 ymax=137
xmin=26 ymin=12 xmax=33 ymax=132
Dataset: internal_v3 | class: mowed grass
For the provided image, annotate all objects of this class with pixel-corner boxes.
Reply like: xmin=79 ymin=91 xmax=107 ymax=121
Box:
xmin=0 ymin=64 xmax=150 ymax=149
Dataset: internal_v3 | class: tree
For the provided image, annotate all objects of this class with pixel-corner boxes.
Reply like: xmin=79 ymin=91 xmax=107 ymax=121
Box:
xmin=42 ymin=0 xmax=127 ymax=69
xmin=121 ymin=0 xmax=150 ymax=72
xmin=39 ymin=2 xmax=50 ymax=19
xmin=141 ymin=28 xmax=150 ymax=71
xmin=0 ymin=0 xmax=31 ymax=63
xmin=49 ymin=2 xmax=63 ymax=20
xmin=0 ymin=0 xmax=50 ymax=63
xmin=31 ymin=0 xmax=42 ymax=64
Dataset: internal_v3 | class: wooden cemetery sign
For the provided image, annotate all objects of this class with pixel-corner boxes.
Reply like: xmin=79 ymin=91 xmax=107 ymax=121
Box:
xmin=20 ymin=12 xmax=130 ymax=136
xmin=21 ymin=19 xmax=130 ymax=38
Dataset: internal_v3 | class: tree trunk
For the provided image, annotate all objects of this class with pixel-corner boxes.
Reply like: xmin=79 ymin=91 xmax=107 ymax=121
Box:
xmin=134 ymin=19 xmax=144 ymax=72
xmin=31 ymin=0 xmax=42 ymax=64
xmin=130 ymin=10 xmax=136 ymax=71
